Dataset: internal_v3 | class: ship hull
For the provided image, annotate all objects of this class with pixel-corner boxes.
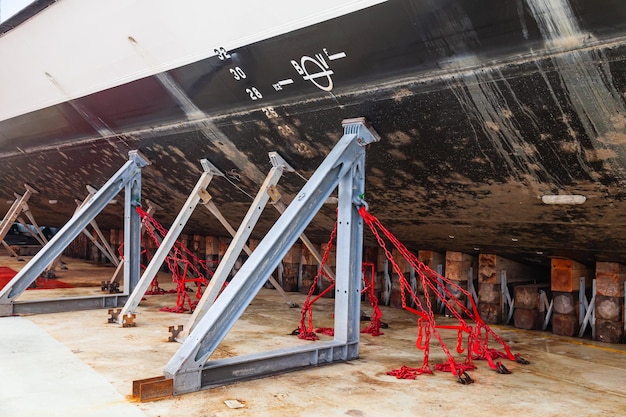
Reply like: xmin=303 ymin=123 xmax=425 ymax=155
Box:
xmin=2 ymin=0 xmax=626 ymax=265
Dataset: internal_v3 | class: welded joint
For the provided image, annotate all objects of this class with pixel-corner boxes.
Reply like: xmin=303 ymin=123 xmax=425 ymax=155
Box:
xmin=86 ymin=184 xmax=98 ymax=196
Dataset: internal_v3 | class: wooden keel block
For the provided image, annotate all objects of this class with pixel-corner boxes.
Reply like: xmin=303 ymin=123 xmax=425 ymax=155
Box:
xmin=552 ymin=292 xmax=578 ymax=315
xmin=282 ymin=243 xmax=301 ymax=264
xmin=514 ymin=308 xmax=544 ymax=330
xmin=445 ymin=252 xmax=476 ymax=282
xmin=552 ymin=312 xmax=579 ymax=336
xmin=418 ymin=250 xmax=445 ymax=271
xmin=445 ymin=281 xmax=468 ymax=300
xmin=299 ymin=265 xmax=319 ymax=294
xmin=218 ymin=237 xmax=230 ymax=257
xmin=551 ymin=258 xmax=592 ymax=292
xmin=595 ymin=319 xmax=625 ymax=344
xmin=319 ymin=279 xmax=335 ymax=299
xmin=302 ymin=242 xmax=321 ymax=266
xmin=595 ymin=262 xmax=626 ymax=297
xmin=204 ymin=236 xmax=220 ymax=255
xmin=391 ymin=248 xmax=410 ymax=274
xmin=389 ymin=278 xmax=404 ymax=309
xmin=415 ymin=293 xmax=438 ymax=310
xmin=279 ymin=270 xmax=299 ymax=292
xmin=595 ymin=296 xmax=624 ymax=322
xmin=478 ymin=302 xmax=502 ymax=324
xmin=478 ymin=283 xmax=500 ymax=304
xmin=514 ymin=284 xmax=550 ymax=310
xmin=478 ymin=254 xmax=536 ymax=284
xmin=280 ymin=261 xmax=300 ymax=292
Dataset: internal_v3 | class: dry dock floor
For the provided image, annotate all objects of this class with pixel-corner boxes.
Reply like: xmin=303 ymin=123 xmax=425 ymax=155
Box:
xmin=1 ymin=256 xmax=626 ymax=417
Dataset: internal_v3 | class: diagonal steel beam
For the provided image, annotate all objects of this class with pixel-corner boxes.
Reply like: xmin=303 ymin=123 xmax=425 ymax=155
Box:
xmin=159 ymin=118 xmax=379 ymax=395
xmin=183 ymin=152 xmax=297 ymax=337
xmin=118 ymin=159 xmax=224 ymax=321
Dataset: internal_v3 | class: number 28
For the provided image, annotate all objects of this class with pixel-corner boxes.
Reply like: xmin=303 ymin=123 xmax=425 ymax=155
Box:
xmin=246 ymin=87 xmax=263 ymax=100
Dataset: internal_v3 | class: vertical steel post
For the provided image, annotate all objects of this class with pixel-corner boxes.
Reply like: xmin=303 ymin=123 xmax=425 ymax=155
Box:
xmin=158 ymin=118 xmax=379 ymax=395
xmin=333 ymin=148 xmax=365 ymax=345
xmin=124 ymin=170 xmax=143 ymax=294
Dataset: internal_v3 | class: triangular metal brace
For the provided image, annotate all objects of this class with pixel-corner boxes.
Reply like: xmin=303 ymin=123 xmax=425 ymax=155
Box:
xmin=118 ymin=158 xmax=224 ymax=321
xmin=0 ymin=151 xmax=150 ymax=316
xmin=158 ymin=118 xmax=379 ymax=395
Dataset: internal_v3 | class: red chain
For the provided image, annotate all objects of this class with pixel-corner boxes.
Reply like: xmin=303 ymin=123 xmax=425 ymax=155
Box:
xmin=358 ymin=206 xmax=521 ymax=380
xmin=134 ymin=206 xmax=214 ymax=313
xmin=361 ymin=262 xmax=383 ymax=336
xmin=298 ymin=221 xmax=338 ymax=340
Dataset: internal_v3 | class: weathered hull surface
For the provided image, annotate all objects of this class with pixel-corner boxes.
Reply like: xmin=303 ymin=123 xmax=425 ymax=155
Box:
xmin=2 ymin=0 xmax=626 ymax=265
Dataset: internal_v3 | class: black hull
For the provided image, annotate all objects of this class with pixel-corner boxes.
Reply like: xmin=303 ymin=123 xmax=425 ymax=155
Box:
xmin=2 ymin=0 xmax=626 ymax=265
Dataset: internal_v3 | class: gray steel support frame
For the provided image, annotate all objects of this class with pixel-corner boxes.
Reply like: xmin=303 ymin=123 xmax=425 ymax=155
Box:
xmin=0 ymin=185 xmax=38 ymax=258
xmin=163 ymin=118 xmax=379 ymax=395
xmin=0 ymin=151 xmax=149 ymax=316
xmin=118 ymin=159 xmax=224 ymax=321
xmin=184 ymin=152 xmax=295 ymax=336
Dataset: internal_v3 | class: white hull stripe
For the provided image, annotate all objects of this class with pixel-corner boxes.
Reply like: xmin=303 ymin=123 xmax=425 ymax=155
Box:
xmin=0 ymin=0 xmax=386 ymax=122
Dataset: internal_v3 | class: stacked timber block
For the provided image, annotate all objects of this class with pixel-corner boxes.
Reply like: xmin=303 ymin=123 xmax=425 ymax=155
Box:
xmin=109 ymin=229 xmax=123 ymax=255
xmin=205 ymin=236 xmax=221 ymax=272
xmin=415 ymin=250 xmax=445 ymax=311
xmin=280 ymin=243 xmax=301 ymax=292
xmin=65 ymin=232 xmax=89 ymax=259
xmin=478 ymin=254 xmax=535 ymax=324
xmin=445 ymin=252 xmax=477 ymax=315
xmin=191 ymin=234 xmax=205 ymax=265
xmin=551 ymin=258 xmax=592 ymax=337
xmin=594 ymin=262 xmax=625 ymax=343
xmin=513 ymin=284 xmax=550 ymax=329
xmin=300 ymin=242 xmax=321 ymax=294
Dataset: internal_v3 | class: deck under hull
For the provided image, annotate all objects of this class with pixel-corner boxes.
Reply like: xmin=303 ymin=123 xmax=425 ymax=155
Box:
xmin=2 ymin=0 xmax=626 ymax=265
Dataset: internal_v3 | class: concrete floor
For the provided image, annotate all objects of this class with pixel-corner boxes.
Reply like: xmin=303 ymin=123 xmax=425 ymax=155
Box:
xmin=1 ymin=256 xmax=626 ymax=416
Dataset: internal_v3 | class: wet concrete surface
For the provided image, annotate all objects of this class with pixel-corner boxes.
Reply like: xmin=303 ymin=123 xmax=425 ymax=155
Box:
xmin=1 ymin=256 xmax=626 ymax=416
